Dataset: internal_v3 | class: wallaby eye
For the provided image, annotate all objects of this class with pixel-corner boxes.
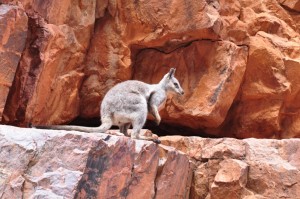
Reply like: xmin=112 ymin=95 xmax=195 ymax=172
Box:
xmin=174 ymin=82 xmax=179 ymax=88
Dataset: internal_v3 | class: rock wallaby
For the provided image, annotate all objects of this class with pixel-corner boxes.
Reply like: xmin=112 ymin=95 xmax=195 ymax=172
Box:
xmin=33 ymin=68 xmax=184 ymax=143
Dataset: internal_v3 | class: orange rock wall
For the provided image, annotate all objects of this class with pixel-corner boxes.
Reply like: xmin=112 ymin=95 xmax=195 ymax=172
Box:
xmin=0 ymin=4 xmax=27 ymax=120
xmin=1 ymin=0 xmax=300 ymax=138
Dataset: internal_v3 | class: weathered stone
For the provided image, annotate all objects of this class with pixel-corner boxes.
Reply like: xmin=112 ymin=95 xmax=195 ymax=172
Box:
xmin=1 ymin=0 xmax=96 ymax=125
xmin=160 ymin=136 xmax=246 ymax=160
xmin=190 ymin=163 xmax=210 ymax=199
xmin=0 ymin=4 xmax=27 ymax=120
xmin=0 ymin=125 xmax=193 ymax=198
xmin=133 ymin=40 xmax=248 ymax=129
xmin=1 ymin=0 xmax=300 ymax=197
xmin=224 ymin=33 xmax=300 ymax=138
xmin=244 ymin=139 xmax=300 ymax=199
xmin=200 ymin=138 xmax=246 ymax=160
xmin=160 ymin=136 xmax=204 ymax=160
xmin=76 ymin=0 xmax=300 ymax=139
xmin=1 ymin=127 xmax=300 ymax=198
xmin=2 ymin=13 xmax=84 ymax=126
xmin=211 ymin=159 xmax=249 ymax=199
xmin=278 ymin=0 xmax=300 ymax=12
xmin=1 ymin=0 xmax=300 ymax=138
xmin=161 ymin=136 xmax=300 ymax=199
xmin=79 ymin=0 xmax=221 ymax=117
xmin=155 ymin=145 xmax=194 ymax=199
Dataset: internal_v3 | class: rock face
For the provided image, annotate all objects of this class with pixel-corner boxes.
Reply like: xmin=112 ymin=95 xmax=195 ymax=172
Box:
xmin=79 ymin=0 xmax=221 ymax=118
xmin=1 ymin=0 xmax=94 ymax=126
xmin=1 ymin=0 xmax=300 ymax=138
xmin=1 ymin=125 xmax=299 ymax=198
xmin=133 ymin=40 xmax=248 ymax=129
xmin=0 ymin=4 xmax=27 ymax=121
xmin=0 ymin=125 xmax=193 ymax=199
xmin=1 ymin=1 xmax=300 ymax=198
xmin=161 ymin=136 xmax=300 ymax=199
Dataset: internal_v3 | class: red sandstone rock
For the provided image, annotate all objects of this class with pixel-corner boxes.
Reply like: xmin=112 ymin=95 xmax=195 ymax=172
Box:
xmin=133 ymin=40 xmax=248 ymax=129
xmin=160 ymin=136 xmax=246 ymax=161
xmin=1 ymin=0 xmax=95 ymax=126
xmin=79 ymin=0 xmax=221 ymax=117
xmin=1 ymin=127 xmax=299 ymax=198
xmin=0 ymin=125 xmax=193 ymax=198
xmin=78 ymin=0 xmax=300 ymax=138
xmin=160 ymin=135 xmax=300 ymax=199
xmin=1 ymin=0 xmax=300 ymax=198
xmin=278 ymin=0 xmax=300 ymax=12
xmin=2 ymin=14 xmax=85 ymax=126
xmin=190 ymin=162 xmax=210 ymax=199
xmin=155 ymin=145 xmax=194 ymax=199
xmin=1 ymin=0 xmax=300 ymax=138
xmin=211 ymin=159 xmax=249 ymax=199
xmin=222 ymin=33 xmax=300 ymax=138
xmin=0 ymin=4 xmax=27 ymax=121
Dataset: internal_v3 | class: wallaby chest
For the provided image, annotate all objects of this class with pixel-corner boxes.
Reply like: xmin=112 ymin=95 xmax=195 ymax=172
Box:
xmin=149 ymin=89 xmax=167 ymax=108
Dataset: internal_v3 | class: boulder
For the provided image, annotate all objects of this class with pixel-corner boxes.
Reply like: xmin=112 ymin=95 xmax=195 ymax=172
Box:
xmin=161 ymin=136 xmax=300 ymax=199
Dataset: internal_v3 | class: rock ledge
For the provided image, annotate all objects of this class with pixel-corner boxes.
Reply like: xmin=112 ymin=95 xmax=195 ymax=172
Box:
xmin=1 ymin=125 xmax=300 ymax=198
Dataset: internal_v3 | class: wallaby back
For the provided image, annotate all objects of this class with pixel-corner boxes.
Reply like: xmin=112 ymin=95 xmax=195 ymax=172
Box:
xmin=100 ymin=80 xmax=152 ymax=121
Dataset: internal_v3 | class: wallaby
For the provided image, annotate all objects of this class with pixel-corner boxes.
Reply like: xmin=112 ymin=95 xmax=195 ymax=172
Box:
xmin=32 ymin=68 xmax=184 ymax=143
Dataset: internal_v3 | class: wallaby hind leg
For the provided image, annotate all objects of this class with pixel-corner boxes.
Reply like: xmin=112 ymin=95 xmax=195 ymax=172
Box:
xmin=99 ymin=118 xmax=125 ymax=136
xmin=98 ymin=117 xmax=113 ymax=133
xmin=120 ymin=123 xmax=130 ymax=136
xmin=131 ymin=115 xmax=161 ymax=144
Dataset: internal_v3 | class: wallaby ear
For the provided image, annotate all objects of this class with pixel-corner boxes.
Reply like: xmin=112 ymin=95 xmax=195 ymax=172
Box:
xmin=168 ymin=68 xmax=176 ymax=79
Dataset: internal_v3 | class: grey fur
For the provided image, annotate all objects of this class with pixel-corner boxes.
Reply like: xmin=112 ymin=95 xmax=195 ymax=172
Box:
xmin=33 ymin=68 xmax=184 ymax=142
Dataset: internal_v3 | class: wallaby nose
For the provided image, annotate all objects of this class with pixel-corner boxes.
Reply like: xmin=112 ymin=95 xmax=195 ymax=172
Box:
xmin=181 ymin=91 xmax=185 ymax=95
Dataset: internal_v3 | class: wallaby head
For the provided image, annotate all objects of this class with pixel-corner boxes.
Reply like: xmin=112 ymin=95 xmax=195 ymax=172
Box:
xmin=162 ymin=68 xmax=184 ymax=95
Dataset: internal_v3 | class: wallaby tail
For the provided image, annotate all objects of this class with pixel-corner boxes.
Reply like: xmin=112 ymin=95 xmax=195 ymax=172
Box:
xmin=31 ymin=124 xmax=103 ymax=133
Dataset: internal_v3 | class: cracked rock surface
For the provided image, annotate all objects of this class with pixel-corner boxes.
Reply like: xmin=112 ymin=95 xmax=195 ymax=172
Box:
xmin=161 ymin=136 xmax=300 ymax=199
xmin=0 ymin=125 xmax=192 ymax=199
xmin=1 ymin=125 xmax=300 ymax=198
